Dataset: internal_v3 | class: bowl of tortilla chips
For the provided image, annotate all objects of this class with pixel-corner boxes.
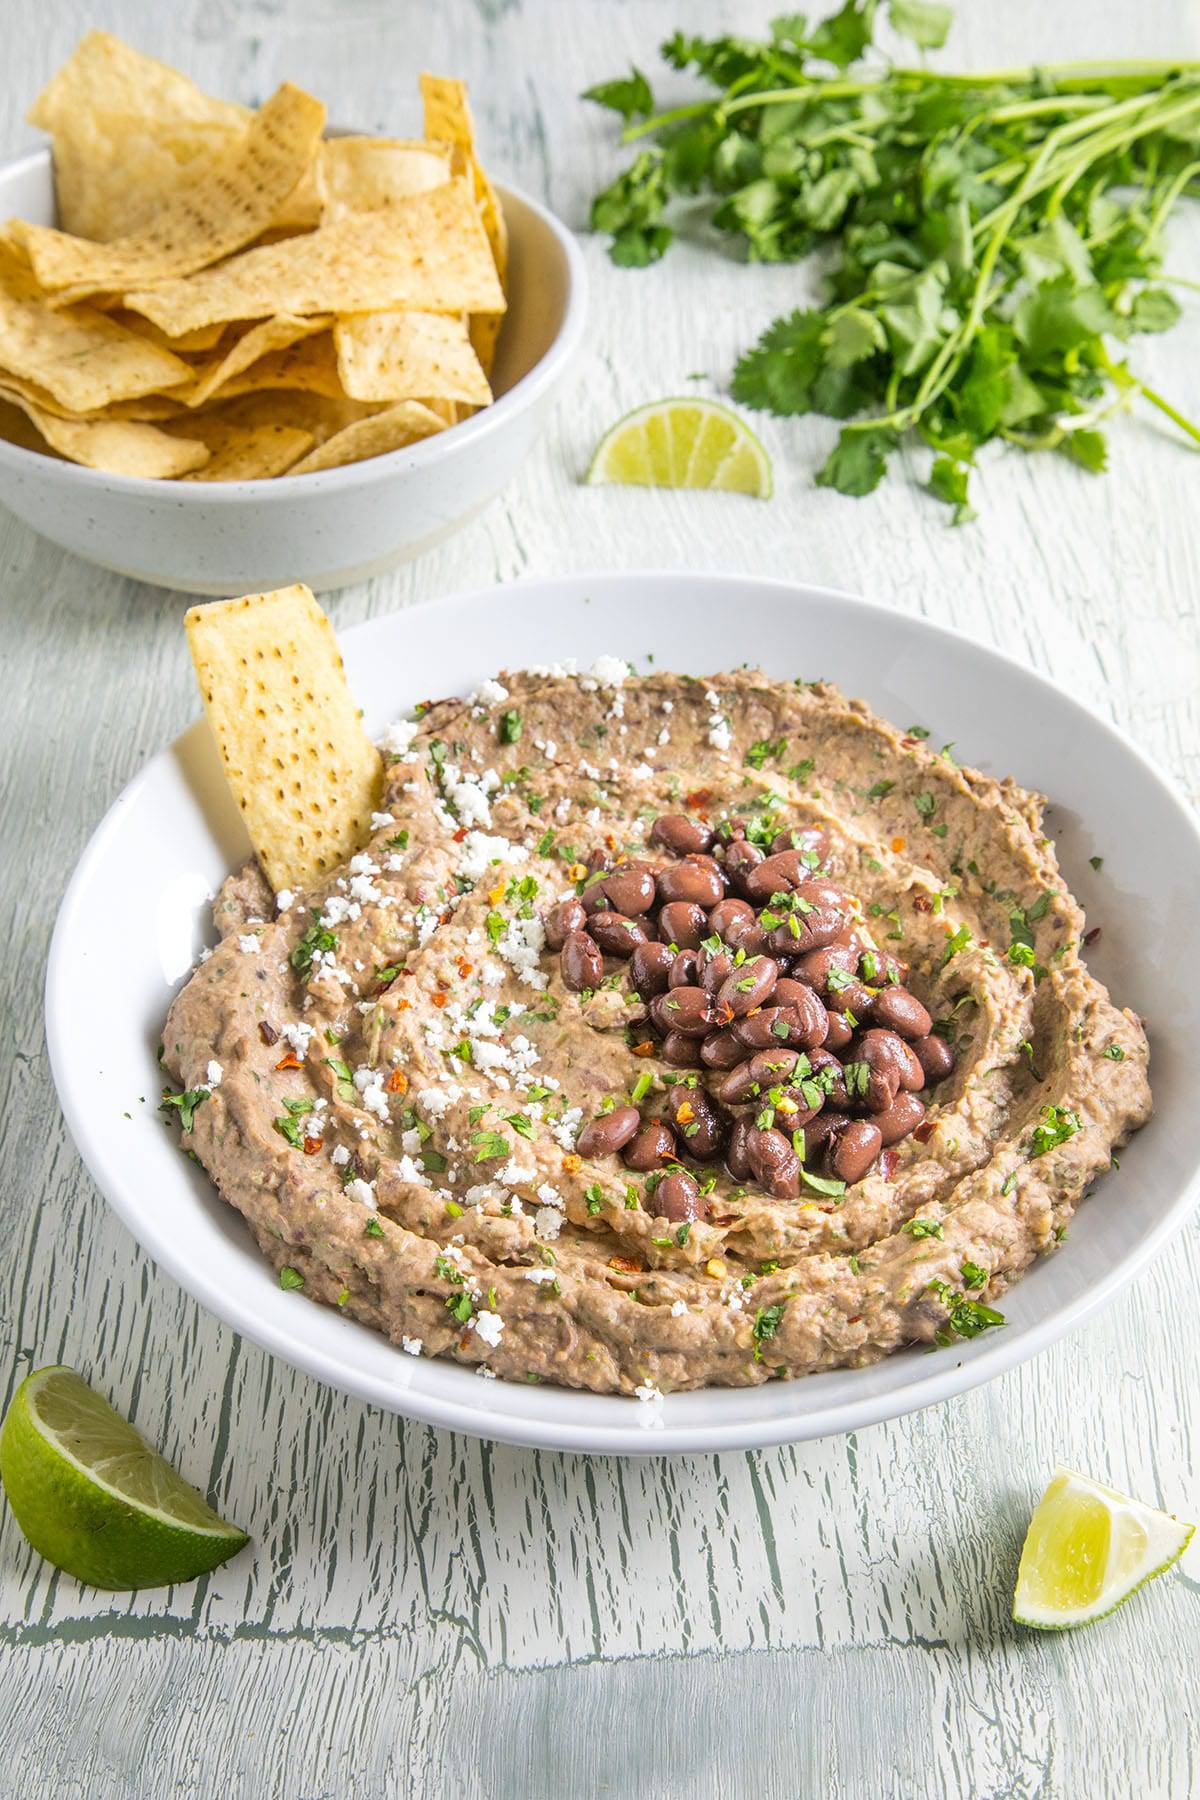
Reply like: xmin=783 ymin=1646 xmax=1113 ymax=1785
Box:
xmin=0 ymin=35 xmax=586 ymax=593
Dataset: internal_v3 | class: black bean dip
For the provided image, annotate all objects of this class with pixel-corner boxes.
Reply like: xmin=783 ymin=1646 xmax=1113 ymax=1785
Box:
xmin=161 ymin=662 xmax=1152 ymax=1397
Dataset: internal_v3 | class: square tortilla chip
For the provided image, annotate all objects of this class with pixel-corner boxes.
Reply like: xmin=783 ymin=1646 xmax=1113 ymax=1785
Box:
xmin=317 ymin=137 xmax=452 ymax=223
xmin=183 ymin=313 xmax=332 ymax=408
xmin=0 ymin=241 xmax=192 ymax=412
xmin=28 ymin=32 xmax=249 ymax=242
xmin=286 ymin=400 xmax=446 ymax=474
xmin=0 ymin=383 xmax=208 ymax=476
xmin=0 ymin=395 xmax=59 ymax=456
xmin=334 ymin=310 xmax=491 ymax=405
xmin=14 ymin=82 xmax=326 ymax=301
xmin=185 ymin=585 xmax=382 ymax=892
xmin=124 ymin=180 xmax=506 ymax=335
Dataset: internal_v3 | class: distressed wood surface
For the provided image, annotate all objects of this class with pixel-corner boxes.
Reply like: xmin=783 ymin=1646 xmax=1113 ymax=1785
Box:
xmin=1 ymin=1 xmax=1198 ymax=1795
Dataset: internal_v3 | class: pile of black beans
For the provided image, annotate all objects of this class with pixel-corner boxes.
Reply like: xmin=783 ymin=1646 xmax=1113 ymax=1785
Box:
xmin=543 ymin=812 xmax=956 ymax=1222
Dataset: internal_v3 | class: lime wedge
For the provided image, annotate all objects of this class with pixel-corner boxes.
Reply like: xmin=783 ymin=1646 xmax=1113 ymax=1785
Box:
xmin=0 ymin=1366 xmax=248 ymax=1590
xmin=1013 ymin=1464 xmax=1193 ymax=1630
xmin=586 ymin=398 xmax=773 ymax=498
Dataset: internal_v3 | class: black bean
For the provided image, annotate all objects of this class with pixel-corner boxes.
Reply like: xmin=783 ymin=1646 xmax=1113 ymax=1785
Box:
xmin=742 ymin=849 xmax=813 ymax=902
xmin=723 ymin=837 xmax=764 ymax=893
xmin=857 ymin=1028 xmax=924 ymax=1096
xmin=807 ymin=1046 xmax=849 ymax=1109
xmin=873 ymin=1090 xmax=926 ymax=1147
xmin=658 ymin=900 xmax=708 ymax=950
xmin=577 ymin=1105 xmax=641 ymax=1158
xmin=623 ymin=1121 xmax=677 ymax=1171
xmin=717 ymin=1047 xmax=801 ymax=1105
xmin=871 ymin=986 xmax=933 ymax=1040
xmin=769 ymin=825 xmax=829 ymax=861
xmin=650 ymin=814 xmax=713 ymax=856
xmin=912 ymin=1032 xmax=955 ymax=1085
xmin=719 ymin=908 xmax=769 ymax=957
xmin=746 ymin=1126 xmax=802 ymax=1199
xmin=823 ymin=1010 xmax=854 ymax=1052
xmin=797 ymin=1110 xmax=847 ymax=1162
xmin=651 ymin=987 xmax=718 ymax=1039
xmin=629 ymin=940 xmax=675 ymax=999
xmin=708 ymin=898 xmax=756 ymax=941
xmin=669 ymin=948 xmax=702 ymax=989
xmin=561 ymin=932 xmax=602 ymax=991
xmin=660 ymin=1030 xmax=705 ymax=1069
xmin=829 ymin=1120 xmax=883 ymax=1184
xmin=700 ymin=1027 xmax=746 ymax=1070
xmin=656 ymin=861 xmax=725 ymax=908
xmin=718 ymin=955 xmax=779 ymax=1018
xmin=733 ymin=985 xmax=828 ymax=1051
xmin=664 ymin=1086 xmax=724 ymax=1160
xmin=657 ymin=1169 xmax=706 ymax=1224
xmin=543 ymin=897 xmax=586 ymax=950
xmin=793 ymin=940 xmax=860 ymax=998
xmin=589 ymin=910 xmax=651 ymax=958
xmin=601 ymin=863 xmax=659 ymax=916
xmin=699 ymin=949 xmax=735 ymax=996
xmin=725 ymin=1117 xmax=753 ymax=1181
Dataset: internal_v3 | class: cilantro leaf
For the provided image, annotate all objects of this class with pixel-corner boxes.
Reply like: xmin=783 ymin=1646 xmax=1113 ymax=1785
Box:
xmin=581 ymin=66 xmax=654 ymax=120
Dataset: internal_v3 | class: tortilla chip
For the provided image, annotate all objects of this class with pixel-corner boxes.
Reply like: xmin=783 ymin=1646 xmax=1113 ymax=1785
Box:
xmin=420 ymin=75 xmax=506 ymax=379
xmin=0 ymin=383 xmax=209 ymax=476
xmin=126 ymin=180 xmax=507 ymax=338
xmin=316 ymin=137 xmax=451 ymax=223
xmin=183 ymin=313 xmax=331 ymax=407
xmin=286 ymin=400 xmax=447 ymax=474
xmin=185 ymin=585 xmax=382 ymax=892
xmin=109 ymin=310 xmax=230 ymax=354
xmin=210 ymin=332 xmax=346 ymax=404
xmin=28 ymin=32 xmax=249 ymax=242
xmin=124 ymin=180 xmax=506 ymax=335
xmin=0 ymin=395 xmax=59 ymax=456
xmin=0 ymin=241 xmax=192 ymax=412
xmin=13 ymin=82 xmax=326 ymax=301
xmin=172 ymin=414 xmax=314 ymax=481
xmin=334 ymin=310 xmax=491 ymax=404
xmin=202 ymin=388 xmax=384 ymax=445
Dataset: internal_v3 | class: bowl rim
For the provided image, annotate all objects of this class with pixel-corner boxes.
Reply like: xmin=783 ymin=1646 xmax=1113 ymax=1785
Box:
xmin=43 ymin=570 xmax=1200 ymax=1454
xmin=0 ymin=149 xmax=588 ymax=499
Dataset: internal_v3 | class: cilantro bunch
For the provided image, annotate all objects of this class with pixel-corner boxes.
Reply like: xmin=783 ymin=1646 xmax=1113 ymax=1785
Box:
xmin=584 ymin=1 xmax=1199 ymax=515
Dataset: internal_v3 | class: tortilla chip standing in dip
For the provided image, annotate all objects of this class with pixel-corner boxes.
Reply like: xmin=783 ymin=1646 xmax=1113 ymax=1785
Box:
xmin=0 ymin=34 xmax=505 ymax=480
xmin=160 ymin=590 xmax=1153 ymax=1394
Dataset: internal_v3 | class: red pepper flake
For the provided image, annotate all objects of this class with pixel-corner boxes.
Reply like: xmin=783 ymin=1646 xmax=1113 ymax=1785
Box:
xmin=1084 ymin=926 xmax=1102 ymax=947
xmin=901 ymin=735 xmax=919 ymax=749
xmin=913 ymin=1121 xmax=935 ymax=1143
xmin=913 ymin=894 xmax=933 ymax=914
xmin=386 ymin=1068 xmax=409 ymax=1094
xmin=395 ymin=997 xmax=411 ymax=1011
xmin=258 ymin=1021 xmax=279 ymax=1046
xmin=452 ymin=826 xmax=468 ymax=843
xmin=631 ymin=1040 xmax=656 ymax=1058
xmin=302 ymin=1136 xmax=323 ymax=1155
xmin=877 ymin=1149 xmax=900 ymax=1179
xmin=275 ymin=1052 xmax=302 ymax=1070
xmin=456 ymin=956 xmax=473 ymax=979
xmin=709 ymin=1213 xmax=739 ymax=1227
xmin=440 ymin=909 xmax=453 ymax=925
xmin=431 ymin=991 xmax=448 ymax=1008
xmin=608 ymin=1255 xmax=644 ymax=1274
xmin=561 ymin=1152 xmax=582 ymax=1175
xmin=685 ymin=787 xmax=713 ymax=810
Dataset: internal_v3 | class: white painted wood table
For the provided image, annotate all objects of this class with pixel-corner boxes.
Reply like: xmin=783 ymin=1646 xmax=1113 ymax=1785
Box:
xmin=1 ymin=1 xmax=1197 ymax=1794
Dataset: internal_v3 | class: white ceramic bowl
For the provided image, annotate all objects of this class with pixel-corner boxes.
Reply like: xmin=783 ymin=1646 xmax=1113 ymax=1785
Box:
xmin=45 ymin=572 xmax=1200 ymax=1455
xmin=0 ymin=148 xmax=587 ymax=593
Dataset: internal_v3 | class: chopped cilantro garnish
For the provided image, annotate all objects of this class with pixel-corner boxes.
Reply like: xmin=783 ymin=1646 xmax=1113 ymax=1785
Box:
xmin=160 ymin=1086 xmax=210 ymax=1132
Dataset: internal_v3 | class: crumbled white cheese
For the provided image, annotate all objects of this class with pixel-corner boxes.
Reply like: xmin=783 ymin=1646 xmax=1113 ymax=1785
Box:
xmin=591 ymin=654 xmax=629 ymax=688
xmin=471 ymin=676 xmax=509 ymax=706
xmin=331 ymin=1144 xmax=350 ymax=1167
xmin=401 ymin=1335 xmax=423 ymax=1356
xmin=346 ymin=1177 xmax=376 ymax=1210
xmin=525 ymin=1268 xmax=559 ymax=1285
xmin=205 ymin=1060 xmax=223 ymax=1087
xmin=275 ymin=889 xmax=295 ymax=913
xmin=279 ymin=1020 xmax=315 ymax=1057
xmin=238 ymin=934 xmax=261 ymax=954
xmin=380 ymin=718 xmax=420 ymax=758
xmin=471 ymin=1309 xmax=505 ymax=1348
xmin=634 ymin=1383 xmax=665 ymax=1429
xmin=534 ymin=1205 xmax=564 ymax=1241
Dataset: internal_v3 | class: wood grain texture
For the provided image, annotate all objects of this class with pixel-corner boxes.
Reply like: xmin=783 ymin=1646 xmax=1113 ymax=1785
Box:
xmin=0 ymin=1 xmax=1198 ymax=1795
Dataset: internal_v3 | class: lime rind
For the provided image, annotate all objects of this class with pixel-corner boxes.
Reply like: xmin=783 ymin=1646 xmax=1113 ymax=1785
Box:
xmin=1013 ymin=1463 xmax=1193 ymax=1631
xmin=0 ymin=1366 xmax=247 ymax=1590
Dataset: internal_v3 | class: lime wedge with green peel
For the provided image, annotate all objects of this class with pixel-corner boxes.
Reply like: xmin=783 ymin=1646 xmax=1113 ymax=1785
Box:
xmin=1013 ymin=1465 xmax=1193 ymax=1631
xmin=0 ymin=1366 xmax=248 ymax=1590
xmin=586 ymin=398 xmax=773 ymax=498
